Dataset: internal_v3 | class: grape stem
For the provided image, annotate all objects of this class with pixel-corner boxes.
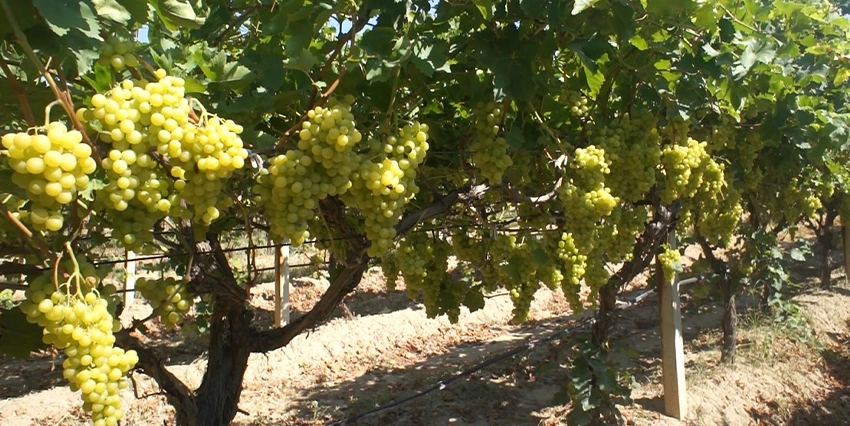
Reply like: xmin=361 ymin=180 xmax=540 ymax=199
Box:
xmin=43 ymin=100 xmax=63 ymax=128
xmin=0 ymin=54 xmax=36 ymax=126
xmin=0 ymin=202 xmax=52 ymax=260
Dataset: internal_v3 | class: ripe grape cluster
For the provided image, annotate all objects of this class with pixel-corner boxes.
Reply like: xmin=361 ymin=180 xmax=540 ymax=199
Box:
xmin=19 ymin=255 xmax=137 ymax=426
xmin=98 ymin=36 xmax=139 ymax=71
xmin=657 ymin=246 xmax=681 ymax=280
xmin=135 ymin=277 xmax=193 ymax=328
xmin=79 ymin=70 xmax=249 ymax=247
xmin=345 ymin=122 xmax=429 ymax=256
xmin=384 ymin=233 xmax=460 ymax=320
xmin=558 ymin=145 xmax=619 ymax=222
xmin=469 ymin=103 xmax=512 ymax=183
xmin=258 ymin=97 xmax=361 ymax=245
xmin=659 ymin=138 xmax=723 ymax=204
xmin=2 ymin=123 xmax=97 ymax=232
xmin=593 ymin=111 xmax=661 ymax=203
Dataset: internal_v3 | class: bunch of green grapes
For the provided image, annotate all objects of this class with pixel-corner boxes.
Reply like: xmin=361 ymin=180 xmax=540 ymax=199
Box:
xmin=562 ymin=91 xmax=591 ymax=119
xmin=481 ymin=233 xmax=554 ymax=322
xmin=469 ymin=103 xmax=512 ymax=183
xmin=345 ymin=122 xmax=429 ymax=256
xmin=450 ymin=229 xmax=487 ymax=265
xmin=594 ymin=111 xmax=662 ymax=203
xmin=543 ymin=231 xmax=587 ymax=310
xmin=596 ymin=206 xmax=649 ymax=263
xmin=696 ymin=185 xmax=743 ymax=247
xmin=165 ymin=113 xmax=248 ymax=225
xmin=98 ymin=36 xmax=139 ymax=71
xmin=260 ymin=97 xmax=362 ymax=245
xmin=558 ymin=145 xmax=619 ymax=222
xmin=19 ymin=254 xmax=137 ymax=426
xmin=777 ymin=177 xmax=823 ymax=222
xmin=390 ymin=233 xmax=458 ymax=319
xmin=2 ymin=122 xmax=97 ymax=232
xmin=80 ymin=71 xmax=249 ymax=243
xmin=657 ymin=246 xmax=681 ymax=279
xmin=659 ymin=138 xmax=723 ymax=204
xmin=135 ymin=277 xmax=193 ymax=328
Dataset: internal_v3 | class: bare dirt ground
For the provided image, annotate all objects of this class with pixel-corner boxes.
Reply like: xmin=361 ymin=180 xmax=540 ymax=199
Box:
xmin=1 ymin=243 xmax=849 ymax=426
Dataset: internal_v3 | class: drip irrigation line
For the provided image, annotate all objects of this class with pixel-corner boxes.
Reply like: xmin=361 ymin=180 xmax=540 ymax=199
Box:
xmin=324 ymin=273 xmax=714 ymax=426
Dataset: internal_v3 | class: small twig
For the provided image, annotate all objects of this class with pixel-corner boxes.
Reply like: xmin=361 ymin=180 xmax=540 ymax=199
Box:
xmin=0 ymin=203 xmax=51 ymax=260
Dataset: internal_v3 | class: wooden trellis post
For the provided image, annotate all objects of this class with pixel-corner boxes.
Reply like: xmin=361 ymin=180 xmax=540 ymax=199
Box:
xmin=274 ymin=240 xmax=291 ymax=327
xmin=123 ymin=249 xmax=136 ymax=307
xmin=658 ymin=231 xmax=687 ymax=419
xmin=843 ymin=222 xmax=850 ymax=285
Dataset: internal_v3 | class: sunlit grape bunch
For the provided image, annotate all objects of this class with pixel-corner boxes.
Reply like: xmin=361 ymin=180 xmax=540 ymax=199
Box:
xmin=657 ymin=246 xmax=681 ymax=279
xmin=136 ymin=277 xmax=193 ymax=328
xmin=346 ymin=121 xmax=429 ymax=256
xmin=594 ymin=111 xmax=661 ymax=203
xmin=469 ymin=103 xmax=512 ymax=183
xmin=98 ymin=35 xmax=139 ymax=71
xmin=1 ymin=122 xmax=97 ymax=232
xmin=19 ymin=253 xmax=136 ymax=426
xmin=79 ymin=70 xmax=250 ymax=245
xmin=558 ymin=145 xmax=619 ymax=222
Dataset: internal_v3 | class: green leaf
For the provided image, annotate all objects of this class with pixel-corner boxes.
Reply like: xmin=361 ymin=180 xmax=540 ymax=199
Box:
xmin=472 ymin=0 xmax=494 ymax=20
xmin=116 ymin=0 xmax=149 ymax=23
xmin=32 ymin=0 xmax=101 ymax=39
xmin=462 ymin=290 xmax=486 ymax=313
xmin=92 ymin=0 xmax=131 ymax=24
xmin=284 ymin=50 xmax=319 ymax=75
xmin=360 ymin=27 xmax=396 ymax=56
xmin=738 ymin=39 xmax=776 ymax=73
xmin=834 ymin=68 xmax=850 ymax=87
xmin=789 ymin=248 xmax=806 ymax=261
xmin=151 ymin=0 xmax=205 ymax=30
xmin=0 ymin=308 xmax=49 ymax=358
xmin=572 ymin=0 xmax=601 ymax=15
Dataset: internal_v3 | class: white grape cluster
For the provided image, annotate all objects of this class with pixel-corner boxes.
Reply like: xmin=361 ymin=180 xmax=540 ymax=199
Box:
xmin=469 ymin=103 xmax=512 ymax=183
xmin=2 ymin=123 xmax=97 ymax=232
xmin=346 ymin=122 xmax=429 ymax=256
xmin=98 ymin=36 xmax=139 ymax=71
xmin=19 ymin=257 xmax=137 ymax=426
xmin=258 ymin=96 xmax=361 ymax=245
xmin=136 ymin=277 xmax=193 ymax=328
xmin=79 ymin=70 xmax=249 ymax=247
xmin=558 ymin=145 xmax=619 ymax=222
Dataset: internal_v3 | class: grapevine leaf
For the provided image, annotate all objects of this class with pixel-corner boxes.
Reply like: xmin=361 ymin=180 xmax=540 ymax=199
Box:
xmin=531 ymin=245 xmax=550 ymax=265
xmin=360 ymin=27 xmax=396 ymax=56
xmin=151 ymin=0 xmax=205 ymax=30
xmin=285 ymin=20 xmax=314 ymax=55
xmin=571 ymin=0 xmax=601 ymax=15
xmin=284 ymin=50 xmax=319 ymax=76
xmin=462 ymin=290 xmax=485 ymax=313
xmin=92 ymin=0 xmax=131 ymax=24
xmin=834 ymin=68 xmax=850 ymax=86
xmin=115 ymin=0 xmax=149 ymax=23
xmin=738 ymin=39 xmax=776 ymax=74
xmin=0 ymin=309 xmax=49 ymax=358
xmin=789 ymin=248 xmax=806 ymax=261
xmin=472 ymin=0 xmax=493 ymax=20
xmin=32 ymin=0 xmax=101 ymax=39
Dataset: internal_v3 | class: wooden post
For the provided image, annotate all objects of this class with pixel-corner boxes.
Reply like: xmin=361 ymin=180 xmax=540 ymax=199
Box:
xmin=843 ymin=223 xmax=850 ymax=286
xmin=273 ymin=240 xmax=291 ymax=327
xmin=123 ymin=249 xmax=136 ymax=307
xmin=658 ymin=232 xmax=686 ymax=419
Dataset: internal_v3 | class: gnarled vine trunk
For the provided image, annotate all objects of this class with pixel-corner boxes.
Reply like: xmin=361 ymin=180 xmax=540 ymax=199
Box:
xmin=719 ymin=277 xmax=737 ymax=363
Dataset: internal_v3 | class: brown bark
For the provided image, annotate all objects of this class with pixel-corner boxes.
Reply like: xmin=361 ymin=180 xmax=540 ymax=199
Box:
xmin=720 ymin=278 xmax=737 ymax=363
xmin=592 ymin=202 xmax=677 ymax=346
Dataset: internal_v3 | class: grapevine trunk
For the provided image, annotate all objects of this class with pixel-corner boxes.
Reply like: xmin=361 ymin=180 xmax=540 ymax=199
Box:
xmin=720 ymin=278 xmax=737 ymax=363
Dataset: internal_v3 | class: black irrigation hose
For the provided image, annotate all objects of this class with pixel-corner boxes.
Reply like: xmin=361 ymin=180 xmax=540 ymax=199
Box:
xmin=324 ymin=273 xmax=714 ymax=426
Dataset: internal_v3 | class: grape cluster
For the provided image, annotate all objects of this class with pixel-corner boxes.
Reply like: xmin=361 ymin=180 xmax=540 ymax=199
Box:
xmin=657 ymin=246 xmax=681 ymax=280
xmin=593 ymin=111 xmax=661 ymax=203
xmin=544 ymin=231 xmax=587 ymax=310
xmin=659 ymin=138 xmax=723 ymax=204
xmin=80 ymin=70 xmax=249 ymax=246
xmin=2 ymin=123 xmax=97 ymax=232
xmin=258 ymin=97 xmax=361 ymax=245
xmin=386 ymin=233 xmax=460 ymax=320
xmin=558 ymin=145 xmax=619 ymax=222
xmin=135 ymin=277 xmax=193 ymax=328
xmin=346 ymin=122 xmax=429 ymax=256
xmin=469 ymin=103 xmax=512 ymax=183
xmin=562 ymin=91 xmax=591 ymax=118
xmin=98 ymin=36 xmax=139 ymax=71
xmin=19 ymin=256 xmax=136 ymax=426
